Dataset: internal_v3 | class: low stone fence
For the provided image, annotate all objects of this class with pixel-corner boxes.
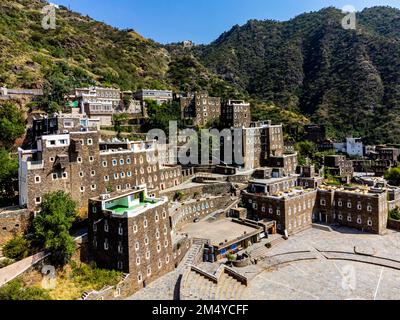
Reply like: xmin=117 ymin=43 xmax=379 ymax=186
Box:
xmin=173 ymin=236 xmax=192 ymax=267
xmin=387 ymin=219 xmax=400 ymax=231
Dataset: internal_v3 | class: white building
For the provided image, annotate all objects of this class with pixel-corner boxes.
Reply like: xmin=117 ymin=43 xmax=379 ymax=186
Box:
xmin=334 ymin=138 xmax=363 ymax=157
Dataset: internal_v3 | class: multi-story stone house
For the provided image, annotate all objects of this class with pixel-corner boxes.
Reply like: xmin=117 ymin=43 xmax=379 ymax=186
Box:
xmin=18 ymin=128 xmax=182 ymax=213
xmin=303 ymin=124 xmax=327 ymax=144
xmin=87 ymin=187 xmax=174 ymax=293
xmin=179 ymin=91 xmax=221 ymax=127
xmin=134 ymin=89 xmax=173 ymax=105
xmin=221 ymin=100 xmax=251 ymax=128
xmin=242 ymin=188 xmax=318 ymax=235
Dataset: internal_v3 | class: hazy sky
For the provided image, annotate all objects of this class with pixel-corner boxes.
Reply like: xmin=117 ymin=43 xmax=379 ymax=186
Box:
xmin=51 ymin=0 xmax=400 ymax=44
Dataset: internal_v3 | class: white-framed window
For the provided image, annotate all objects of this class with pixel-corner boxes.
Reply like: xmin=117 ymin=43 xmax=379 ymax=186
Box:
xmin=320 ymin=199 xmax=326 ymax=206
xmin=338 ymin=215 xmax=343 ymax=220
xmin=77 ymin=157 xmax=82 ymax=163
xmin=347 ymin=202 xmax=352 ymax=209
xmin=357 ymin=204 xmax=362 ymax=210
xmin=338 ymin=201 xmax=343 ymax=207
xmin=157 ymin=243 xmax=161 ymax=253
xmin=104 ymin=175 xmax=109 ymax=182
xmin=104 ymin=239 xmax=109 ymax=250
xmin=79 ymin=171 xmax=84 ymax=178
xmin=104 ymin=220 xmax=109 ymax=232
xmin=357 ymin=217 xmax=362 ymax=224
xmin=133 ymin=224 xmax=138 ymax=233
xmin=146 ymin=251 xmax=150 ymax=260
xmin=80 ymin=186 xmax=85 ymax=193
xmin=120 ymin=172 xmax=125 ymax=179
xmin=136 ymin=257 xmax=140 ymax=266
xmin=164 ymin=240 xmax=169 ymax=247
xmin=144 ymin=219 xmax=148 ymax=228
xmin=112 ymin=159 xmax=117 ymax=166
xmin=127 ymin=171 xmax=132 ymax=177
xmin=137 ymin=273 xmax=142 ymax=282
xmin=155 ymin=230 xmax=160 ymax=239
xmin=277 ymin=209 xmax=281 ymax=216
xmin=155 ymin=214 xmax=159 ymax=223
xmin=49 ymin=157 xmax=55 ymax=163
xmin=158 ymin=260 xmax=162 ymax=269
xmin=166 ymin=255 xmax=170 ymax=264
xmin=91 ymin=170 xmax=96 ymax=177
xmin=147 ymin=267 xmax=151 ymax=276
xmin=52 ymin=173 xmax=58 ymax=180
xmin=102 ymin=161 xmax=107 ymax=167
xmin=114 ymin=173 xmax=119 ymax=180
xmin=91 ymin=184 xmax=97 ymax=191
xmin=126 ymin=158 xmax=131 ymax=164
xmin=116 ymin=185 xmax=121 ymax=191
xmin=118 ymin=223 xmax=123 ymax=235
xmin=119 ymin=159 xmax=124 ymax=165
xmin=34 ymin=176 xmax=41 ymax=184
xmin=89 ymin=156 xmax=94 ymax=162
xmin=87 ymin=138 xmax=93 ymax=146
xmin=368 ymin=219 xmax=373 ymax=226
xmin=118 ymin=242 xmax=123 ymax=254
xmin=62 ymin=172 xmax=68 ymax=179
xmin=35 ymin=197 xmax=42 ymax=204
xmin=92 ymin=206 xmax=97 ymax=214
xmin=367 ymin=205 xmax=372 ymax=212
xmin=347 ymin=216 xmax=352 ymax=222
xmin=144 ymin=237 xmax=149 ymax=246
xmin=135 ymin=241 xmax=139 ymax=251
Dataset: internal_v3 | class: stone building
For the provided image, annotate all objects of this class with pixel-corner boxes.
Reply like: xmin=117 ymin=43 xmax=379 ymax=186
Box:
xmin=242 ymin=188 xmax=318 ymax=235
xmin=324 ymin=155 xmax=354 ymax=183
xmin=304 ymin=124 xmax=327 ymax=144
xmin=179 ymin=91 xmax=221 ymax=126
xmin=134 ymin=89 xmax=173 ymax=105
xmin=87 ymin=187 xmax=174 ymax=293
xmin=18 ymin=127 xmax=182 ymax=213
xmin=315 ymin=186 xmax=388 ymax=235
xmin=221 ymin=100 xmax=251 ymax=128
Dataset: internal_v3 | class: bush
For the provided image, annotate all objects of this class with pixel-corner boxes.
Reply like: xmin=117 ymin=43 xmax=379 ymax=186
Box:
xmin=0 ymin=258 xmax=14 ymax=269
xmin=3 ymin=236 xmax=31 ymax=261
xmin=0 ymin=279 xmax=51 ymax=300
xmin=70 ymin=262 xmax=123 ymax=291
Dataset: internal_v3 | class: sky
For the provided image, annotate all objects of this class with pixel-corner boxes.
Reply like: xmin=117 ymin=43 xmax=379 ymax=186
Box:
xmin=51 ymin=0 xmax=400 ymax=44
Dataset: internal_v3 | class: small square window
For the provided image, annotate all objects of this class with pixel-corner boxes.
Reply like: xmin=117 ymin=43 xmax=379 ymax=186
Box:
xmin=89 ymin=156 xmax=94 ymax=162
xmin=77 ymin=157 xmax=82 ymax=163
xmin=102 ymin=161 xmax=107 ymax=167
xmin=87 ymin=139 xmax=93 ymax=146
xmin=62 ymin=172 xmax=68 ymax=179
xmin=91 ymin=184 xmax=97 ymax=191
xmin=34 ymin=176 xmax=41 ymax=184
xmin=52 ymin=173 xmax=58 ymax=181
xmin=35 ymin=197 xmax=42 ymax=204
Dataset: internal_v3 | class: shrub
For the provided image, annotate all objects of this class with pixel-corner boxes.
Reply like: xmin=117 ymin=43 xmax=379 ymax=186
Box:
xmin=0 ymin=258 xmax=14 ymax=269
xmin=3 ymin=236 xmax=31 ymax=261
xmin=390 ymin=207 xmax=400 ymax=221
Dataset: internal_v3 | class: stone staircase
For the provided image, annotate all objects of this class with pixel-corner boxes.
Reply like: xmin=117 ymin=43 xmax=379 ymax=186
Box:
xmin=180 ymin=267 xmax=247 ymax=300
xmin=178 ymin=239 xmax=208 ymax=272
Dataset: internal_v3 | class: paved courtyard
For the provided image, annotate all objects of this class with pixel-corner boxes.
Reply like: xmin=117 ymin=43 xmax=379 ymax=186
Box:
xmin=127 ymin=227 xmax=400 ymax=300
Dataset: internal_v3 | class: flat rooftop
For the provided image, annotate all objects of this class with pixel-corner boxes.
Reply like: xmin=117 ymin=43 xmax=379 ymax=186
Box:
xmin=250 ymin=175 xmax=298 ymax=185
xmin=180 ymin=218 xmax=260 ymax=246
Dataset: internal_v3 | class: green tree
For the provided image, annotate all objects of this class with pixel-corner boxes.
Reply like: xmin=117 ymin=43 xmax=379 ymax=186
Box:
xmin=33 ymin=191 xmax=77 ymax=267
xmin=0 ymin=149 xmax=18 ymax=205
xmin=113 ymin=113 xmax=130 ymax=138
xmin=385 ymin=168 xmax=400 ymax=186
xmin=390 ymin=207 xmax=400 ymax=221
xmin=0 ymin=102 xmax=25 ymax=149
xmin=3 ymin=236 xmax=31 ymax=261
xmin=0 ymin=279 xmax=51 ymax=300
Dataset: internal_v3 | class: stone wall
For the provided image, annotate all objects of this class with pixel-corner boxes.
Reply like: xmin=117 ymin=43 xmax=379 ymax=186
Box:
xmin=0 ymin=207 xmax=32 ymax=246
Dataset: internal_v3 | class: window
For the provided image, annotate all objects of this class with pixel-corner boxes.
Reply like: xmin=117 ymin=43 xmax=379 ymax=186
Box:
xmin=368 ymin=219 xmax=373 ymax=226
xmin=147 ymin=267 xmax=151 ymax=276
xmin=156 ymin=230 xmax=160 ymax=239
xmin=133 ymin=224 xmax=138 ymax=233
xmin=52 ymin=173 xmax=58 ymax=180
xmin=277 ymin=209 xmax=281 ymax=216
xmin=137 ymin=273 xmax=142 ymax=282
xmin=79 ymin=172 xmax=84 ymax=178
xmin=136 ymin=257 xmax=140 ymax=266
xmin=126 ymin=158 xmax=131 ymax=164
xmin=102 ymin=161 xmax=107 ymax=167
xmin=80 ymin=186 xmax=85 ymax=193
xmin=338 ymin=201 xmax=343 ymax=207
xmin=49 ymin=157 xmax=55 ymax=163
xmin=347 ymin=216 xmax=352 ymax=222
xmin=347 ymin=202 xmax=352 ymax=209
xmin=357 ymin=204 xmax=362 ymax=210
xmin=135 ymin=241 xmax=139 ymax=251
xmin=91 ymin=184 xmax=97 ymax=191
xmin=158 ymin=260 xmax=162 ymax=269
xmin=112 ymin=159 xmax=117 ymax=166
xmin=104 ymin=239 xmax=109 ymax=250
xmin=357 ymin=217 xmax=362 ymax=224
xmin=114 ymin=173 xmax=119 ymax=180
xmin=164 ymin=240 xmax=169 ymax=248
xmin=367 ymin=205 xmax=372 ymax=212
xmin=118 ymin=223 xmax=123 ymax=236
xmin=118 ymin=242 xmax=123 ymax=254
xmin=166 ymin=255 xmax=170 ymax=264
xmin=320 ymin=199 xmax=326 ymax=206
xmin=104 ymin=220 xmax=109 ymax=232
xmin=87 ymin=138 xmax=93 ymax=146
xmin=144 ymin=219 xmax=148 ymax=228
xmin=338 ymin=215 xmax=343 ymax=221
xmin=89 ymin=156 xmax=94 ymax=162
xmin=91 ymin=170 xmax=96 ymax=177
xmin=144 ymin=237 xmax=149 ymax=245
xmin=155 ymin=214 xmax=159 ymax=222
xmin=119 ymin=159 xmax=124 ymax=165
xmin=34 ymin=176 xmax=41 ymax=184
xmin=35 ymin=197 xmax=42 ymax=204
xmin=120 ymin=172 xmax=125 ymax=179
xmin=262 ymin=207 xmax=266 ymax=213
xmin=77 ymin=157 xmax=82 ymax=163
xmin=116 ymin=185 xmax=121 ymax=191
xmin=146 ymin=251 xmax=150 ymax=260
xmin=104 ymin=176 xmax=109 ymax=182
xmin=127 ymin=171 xmax=132 ymax=177
xmin=62 ymin=172 xmax=68 ymax=179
